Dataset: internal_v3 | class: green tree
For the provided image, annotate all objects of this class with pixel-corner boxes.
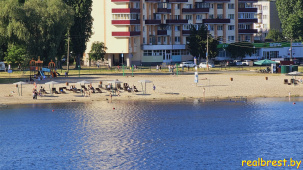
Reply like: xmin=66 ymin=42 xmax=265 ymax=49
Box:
xmin=187 ymin=24 xmax=219 ymax=62
xmin=0 ymin=0 xmax=74 ymax=62
xmin=4 ymin=44 xmax=26 ymax=66
xmin=276 ymin=0 xmax=303 ymax=40
xmin=63 ymin=0 xmax=93 ymax=68
xmin=265 ymin=29 xmax=285 ymax=42
xmin=89 ymin=42 xmax=107 ymax=61
xmin=226 ymin=42 xmax=254 ymax=59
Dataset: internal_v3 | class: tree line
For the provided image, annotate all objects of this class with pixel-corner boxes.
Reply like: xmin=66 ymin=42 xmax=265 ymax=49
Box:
xmin=0 ymin=0 xmax=94 ymax=69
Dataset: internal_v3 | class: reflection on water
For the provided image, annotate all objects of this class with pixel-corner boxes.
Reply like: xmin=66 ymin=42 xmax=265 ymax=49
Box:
xmin=1 ymin=98 xmax=303 ymax=169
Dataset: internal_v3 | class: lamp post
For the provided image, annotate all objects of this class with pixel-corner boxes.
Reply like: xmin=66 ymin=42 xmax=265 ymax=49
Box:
xmin=290 ymin=38 xmax=293 ymax=61
xmin=78 ymin=65 xmax=80 ymax=77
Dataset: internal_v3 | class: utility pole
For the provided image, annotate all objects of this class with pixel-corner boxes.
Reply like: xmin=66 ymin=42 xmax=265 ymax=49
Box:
xmin=290 ymin=38 xmax=293 ymax=61
xmin=67 ymin=30 xmax=70 ymax=72
xmin=206 ymin=31 xmax=209 ymax=71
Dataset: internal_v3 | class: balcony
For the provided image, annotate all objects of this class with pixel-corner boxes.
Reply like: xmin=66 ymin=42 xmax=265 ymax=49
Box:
xmin=157 ymin=8 xmax=172 ymax=13
xmin=112 ymin=8 xmax=140 ymax=13
xmin=157 ymin=30 xmax=167 ymax=36
xmin=167 ymin=0 xmax=188 ymax=3
xmin=182 ymin=30 xmax=191 ymax=35
xmin=145 ymin=20 xmax=162 ymax=25
xmin=204 ymin=0 xmax=230 ymax=2
xmin=112 ymin=31 xmax=141 ymax=37
xmin=238 ymin=8 xmax=257 ymax=13
xmin=145 ymin=0 xmax=160 ymax=2
xmin=166 ymin=19 xmax=188 ymax=24
xmin=111 ymin=0 xmax=140 ymax=3
xmin=203 ymin=19 xmax=230 ymax=24
xmin=238 ymin=19 xmax=258 ymax=23
xmin=238 ymin=0 xmax=257 ymax=2
xmin=238 ymin=29 xmax=258 ymax=34
xmin=112 ymin=20 xmax=140 ymax=25
xmin=182 ymin=8 xmax=209 ymax=13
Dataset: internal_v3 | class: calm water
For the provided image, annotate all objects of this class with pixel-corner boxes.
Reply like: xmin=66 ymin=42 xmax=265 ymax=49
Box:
xmin=1 ymin=98 xmax=303 ymax=169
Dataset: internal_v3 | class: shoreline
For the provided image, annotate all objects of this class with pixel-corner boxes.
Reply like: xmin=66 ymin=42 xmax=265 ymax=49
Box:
xmin=1 ymin=71 xmax=303 ymax=105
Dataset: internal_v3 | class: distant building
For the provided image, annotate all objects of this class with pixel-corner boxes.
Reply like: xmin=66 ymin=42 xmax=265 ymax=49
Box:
xmin=253 ymin=0 xmax=281 ymax=42
xmin=85 ymin=0 xmax=258 ymax=66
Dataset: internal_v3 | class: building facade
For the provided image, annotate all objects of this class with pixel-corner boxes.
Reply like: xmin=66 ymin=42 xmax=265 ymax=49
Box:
xmin=85 ymin=0 xmax=258 ymax=66
xmin=253 ymin=0 xmax=281 ymax=42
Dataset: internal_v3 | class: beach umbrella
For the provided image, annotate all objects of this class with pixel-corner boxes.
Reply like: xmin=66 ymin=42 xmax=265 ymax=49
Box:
xmin=77 ymin=80 xmax=91 ymax=85
xmin=13 ymin=81 xmax=27 ymax=96
xmin=138 ymin=80 xmax=152 ymax=94
xmin=45 ymin=81 xmax=60 ymax=94
xmin=107 ymin=80 xmax=123 ymax=89
xmin=287 ymin=71 xmax=302 ymax=83
xmin=254 ymin=59 xmax=277 ymax=66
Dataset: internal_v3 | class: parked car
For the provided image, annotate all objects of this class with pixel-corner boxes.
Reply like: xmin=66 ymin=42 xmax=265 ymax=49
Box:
xmin=199 ymin=62 xmax=215 ymax=68
xmin=180 ymin=61 xmax=196 ymax=68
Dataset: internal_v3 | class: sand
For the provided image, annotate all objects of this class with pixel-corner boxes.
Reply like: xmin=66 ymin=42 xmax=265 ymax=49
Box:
xmin=1 ymin=71 xmax=302 ymax=105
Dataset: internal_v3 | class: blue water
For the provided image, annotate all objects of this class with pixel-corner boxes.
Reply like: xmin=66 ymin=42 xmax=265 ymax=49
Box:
xmin=1 ymin=98 xmax=303 ymax=169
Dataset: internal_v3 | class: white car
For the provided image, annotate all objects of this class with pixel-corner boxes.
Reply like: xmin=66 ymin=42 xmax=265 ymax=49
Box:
xmin=199 ymin=62 xmax=215 ymax=68
xmin=180 ymin=62 xmax=196 ymax=68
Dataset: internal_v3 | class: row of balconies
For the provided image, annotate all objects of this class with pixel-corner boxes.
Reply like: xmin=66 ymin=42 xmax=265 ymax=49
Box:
xmin=112 ymin=29 xmax=258 ymax=37
xmin=112 ymin=8 xmax=257 ymax=14
xmin=111 ymin=0 xmax=258 ymax=3
xmin=112 ymin=18 xmax=257 ymax=25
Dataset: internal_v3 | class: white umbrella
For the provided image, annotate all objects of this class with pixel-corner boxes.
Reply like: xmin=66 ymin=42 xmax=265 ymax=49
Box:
xmin=45 ymin=81 xmax=60 ymax=94
xmin=13 ymin=81 xmax=27 ymax=96
xmin=107 ymin=80 xmax=123 ymax=89
xmin=138 ymin=80 xmax=153 ymax=94
xmin=287 ymin=71 xmax=302 ymax=84
xmin=77 ymin=80 xmax=91 ymax=85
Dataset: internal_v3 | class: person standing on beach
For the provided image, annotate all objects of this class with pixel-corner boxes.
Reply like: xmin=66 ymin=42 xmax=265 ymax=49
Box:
xmin=153 ymin=84 xmax=156 ymax=92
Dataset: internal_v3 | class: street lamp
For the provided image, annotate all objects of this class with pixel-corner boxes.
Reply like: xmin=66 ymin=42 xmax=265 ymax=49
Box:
xmin=285 ymin=37 xmax=293 ymax=61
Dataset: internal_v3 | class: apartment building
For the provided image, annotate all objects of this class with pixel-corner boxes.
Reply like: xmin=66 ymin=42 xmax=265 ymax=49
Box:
xmin=253 ymin=0 xmax=281 ymax=42
xmin=85 ymin=0 xmax=258 ymax=66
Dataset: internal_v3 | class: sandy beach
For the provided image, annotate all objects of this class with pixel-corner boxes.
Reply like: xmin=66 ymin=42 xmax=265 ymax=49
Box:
xmin=1 ymin=71 xmax=302 ymax=105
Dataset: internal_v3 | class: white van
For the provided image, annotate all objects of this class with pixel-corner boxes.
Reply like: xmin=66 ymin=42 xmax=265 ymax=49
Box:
xmin=0 ymin=62 xmax=5 ymax=71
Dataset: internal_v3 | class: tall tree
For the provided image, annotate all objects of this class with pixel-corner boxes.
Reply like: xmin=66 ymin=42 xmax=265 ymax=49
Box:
xmin=4 ymin=44 xmax=26 ymax=66
xmin=226 ymin=42 xmax=254 ymax=59
xmin=63 ymin=0 xmax=93 ymax=68
xmin=89 ymin=42 xmax=107 ymax=61
xmin=276 ymin=0 xmax=303 ymax=41
xmin=0 ymin=0 xmax=74 ymax=63
xmin=187 ymin=24 xmax=219 ymax=62
xmin=265 ymin=29 xmax=286 ymax=42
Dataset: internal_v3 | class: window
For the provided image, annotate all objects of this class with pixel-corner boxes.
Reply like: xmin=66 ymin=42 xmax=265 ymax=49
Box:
xmin=143 ymin=15 xmax=145 ymax=20
xmin=209 ymin=14 xmax=214 ymax=19
xmin=143 ymin=37 xmax=145 ymax=44
xmin=263 ymin=15 xmax=267 ymax=19
xmin=263 ymin=6 xmax=268 ymax=10
xmin=228 ymin=25 xmax=234 ymax=30
xmin=175 ymin=37 xmax=180 ymax=43
xmin=228 ymin=4 xmax=234 ymax=9
xmin=143 ymin=50 xmax=152 ymax=56
xmin=210 ymin=4 xmax=214 ymax=9
xmin=135 ymin=2 xmax=140 ymax=8
xmin=196 ymin=2 xmax=209 ymax=8
xmin=172 ymin=50 xmax=181 ymax=55
xmin=209 ymin=25 xmax=214 ymax=31
xmin=217 ymin=25 xmax=223 ymax=30
xmin=175 ymin=15 xmax=180 ymax=20
xmin=186 ymin=4 xmax=192 ymax=9
xmin=175 ymin=26 xmax=180 ymax=31
xmin=263 ymin=24 xmax=268 ymax=29
xmin=217 ymin=4 xmax=223 ymax=9
xmin=217 ymin=14 xmax=223 ymax=19
xmin=196 ymin=15 xmax=202 ymax=20
xmin=143 ymin=26 xmax=145 ymax=32
xmin=153 ymin=50 xmax=163 ymax=56
xmin=177 ymin=4 xmax=180 ymax=9
xmin=163 ymin=15 xmax=166 ymax=20
xmin=186 ymin=15 xmax=192 ymax=20
xmin=245 ymin=35 xmax=251 ymax=41
xmin=143 ymin=4 xmax=145 ymax=9
xmin=163 ymin=37 xmax=166 ymax=43
xmin=158 ymin=37 xmax=161 ymax=43
xmin=149 ymin=37 xmax=153 ymax=44
xmin=228 ymin=14 xmax=234 ymax=19
xmin=228 ymin=36 xmax=234 ymax=41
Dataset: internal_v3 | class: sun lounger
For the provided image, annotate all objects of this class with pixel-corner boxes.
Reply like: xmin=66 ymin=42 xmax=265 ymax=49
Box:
xmin=96 ymin=88 xmax=102 ymax=93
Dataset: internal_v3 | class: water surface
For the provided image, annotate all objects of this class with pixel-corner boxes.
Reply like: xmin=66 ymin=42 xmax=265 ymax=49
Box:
xmin=1 ymin=98 xmax=303 ymax=169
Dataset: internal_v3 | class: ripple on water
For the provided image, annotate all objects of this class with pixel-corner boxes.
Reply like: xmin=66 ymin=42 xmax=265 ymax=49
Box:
xmin=1 ymin=98 xmax=303 ymax=169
